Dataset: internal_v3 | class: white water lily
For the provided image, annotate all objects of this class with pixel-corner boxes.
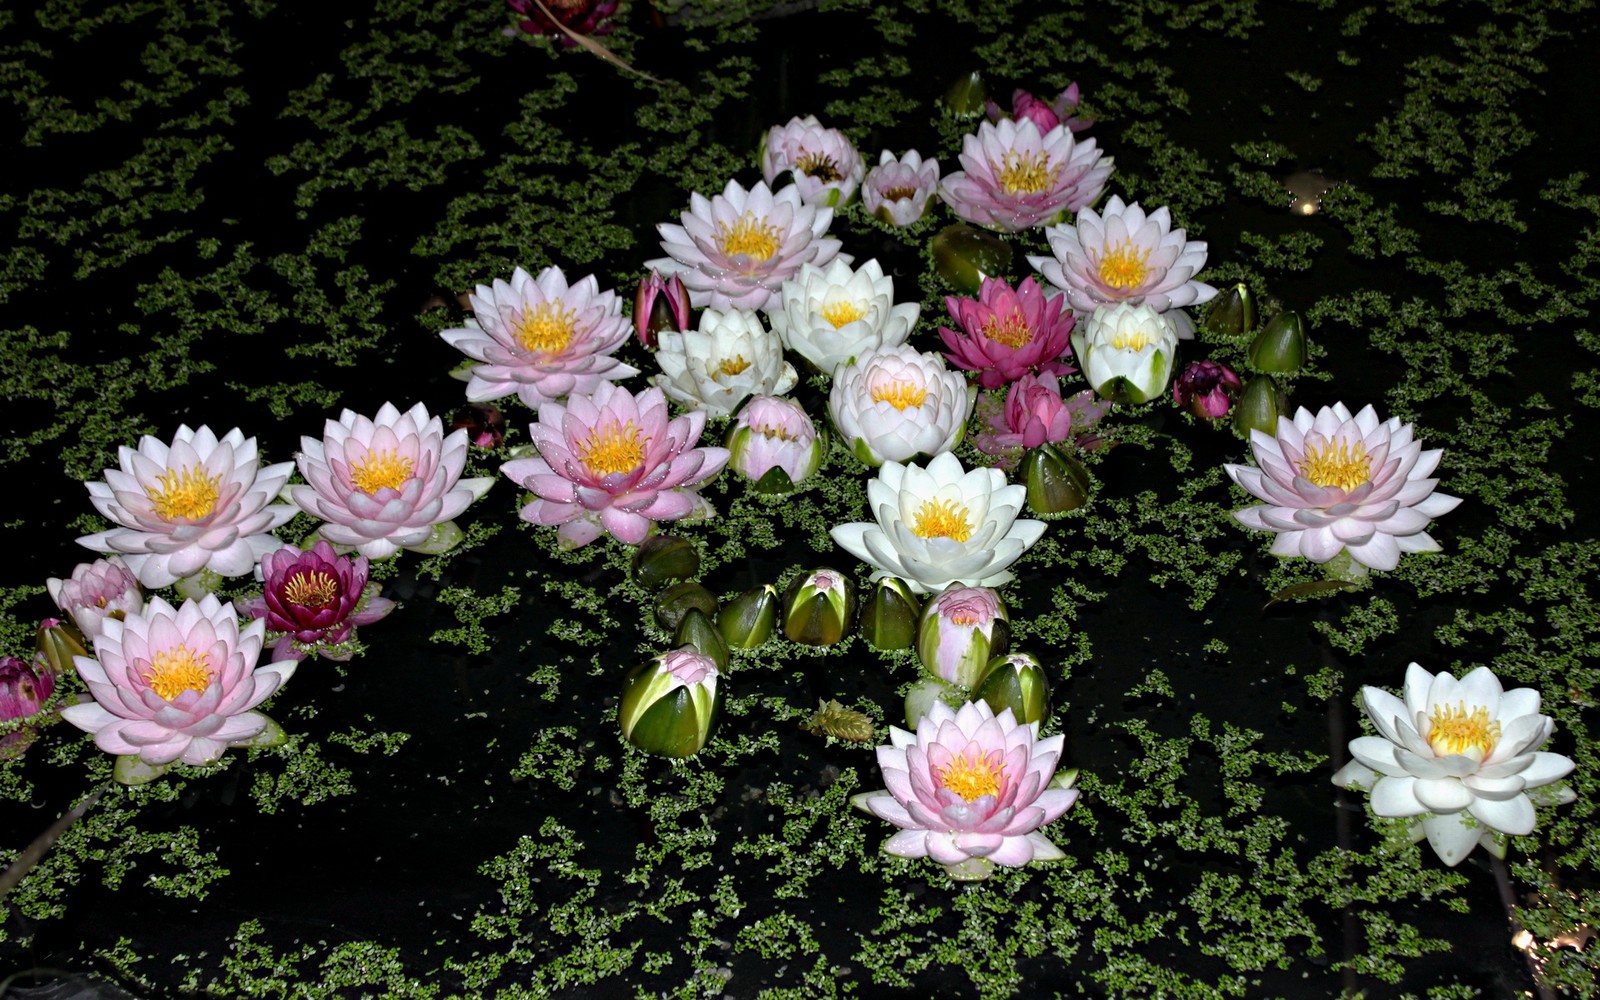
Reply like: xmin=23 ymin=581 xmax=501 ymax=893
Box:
xmin=1071 ymin=302 xmax=1179 ymax=404
xmin=831 ymin=451 xmax=1046 ymax=595
xmin=767 ymin=258 xmax=921 ymax=374
xmin=653 ymin=308 xmax=797 ymax=418
xmin=828 ymin=345 xmax=974 ymax=467
xmin=1332 ymin=662 xmax=1576 ymax=866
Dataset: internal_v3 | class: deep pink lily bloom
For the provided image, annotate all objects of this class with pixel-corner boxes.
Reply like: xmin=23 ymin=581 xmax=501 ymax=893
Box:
xmin=242 ymin=542 xmax=396 ymax=662
xmin=986 ymin=84 xmax=1092 ymax=135
xmin=940 ymin=276 xmax=1077 ymax=389
xmin=988 ymin=373 xmax=1112 ymax=452
xmin=504 ymin=0 xmax=617 ymax=45
xmin=1172 ymin=360 xmax=1242 ymax=419
xmin=634 ymin=269 xmax=691 ymax=349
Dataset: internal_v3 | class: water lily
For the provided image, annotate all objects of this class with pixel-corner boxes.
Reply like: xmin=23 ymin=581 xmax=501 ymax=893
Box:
xmin=861 ymin=150 xmax=941 ymax=226
xmin=725 ymin=395 xmax=825 ymax=489
xmin=60 ymin=595 xmax=296 ymax=769
xmin=830 ymin=451 xmax=1046 ymax=595
xmin=450 ymin=402 xmax=507 ymax=449
xmin=828 ymin=345 xmax=975 ymax=467
xmin=850 ymin=700 xmax=1078 ymax=880
xmin=241 ymin=541 xmax=395 ymax=662
xmin=619 ymin=647 xmax=721 ymax=758
xmin=441 ymin=265 xmax=638 ymax=409
xmin=938 ymin=118 xmax=1112 ymax=233
xmin=503 ymin=0 xmax=617 ymax=44
xmin=940 ymin=276 xmax=1077 ymax=389
xmin=766 ymin=258 xmax=920 ymax=375
xmin=986 ymin=84 xmax=1091 ymax=135
xmin=1072 ymin=303 xmax=1180 ymax=404
xmin=78 ymin=426 xmax=296 ymax=589
xmin=0 ymin=655 xmax=55 ymax=759
xmin=1172 ymin=359 xmax=1242 ymax=420
xmin=983 ymin=372 xmax=1111 ymax=455
xmin=653 ymin=308 xmax=797 ymax=417
xmin=293 ymin=403 xmax=495 ymax=559
xmin=762 ymin=115 xmax=865 ymax=207
xmin=1332 ymin=662 xmax=1577 ymax=866
xmin=634 ymin=269 xmax=691 ymax=350
xmin=647 ymin=178 xmax=844 ymax=312
xmin=1224 ymin=403 xmax=1462 ymax=571
xmin=47 ymin=557 xmax=144 ymax=642
xmin=1029 ymin=196 xmax=1216 ymax=321
xmin=501 ymin=382 xmax=730 ymax=548
xmin=917 ymin=585 xmax=1009 ymax=689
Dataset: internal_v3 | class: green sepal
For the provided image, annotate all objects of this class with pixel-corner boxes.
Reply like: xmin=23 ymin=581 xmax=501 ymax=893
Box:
xmin=675 ymin=609 xmax=731 ymax=671
xmin=717 ymin=585 xmax=778 ymax=649
xmin=1020 ymin=445 xmax=1090 ymax=515
xmin=113 ymin=755 xmax=170 ymax=786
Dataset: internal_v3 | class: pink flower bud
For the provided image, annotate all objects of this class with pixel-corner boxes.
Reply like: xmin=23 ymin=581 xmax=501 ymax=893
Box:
xmin=633 ymin=269 xmax=691 ymax=349
xmin=1172 ymin=360 xmax=1243 ymax=420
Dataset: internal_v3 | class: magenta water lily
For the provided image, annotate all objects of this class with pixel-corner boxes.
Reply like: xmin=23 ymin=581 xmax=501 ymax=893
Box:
xmin=939 ymin=276 xmax=1077 ymax=390
xmin=243 ymin=542 xmax=396 ymax=662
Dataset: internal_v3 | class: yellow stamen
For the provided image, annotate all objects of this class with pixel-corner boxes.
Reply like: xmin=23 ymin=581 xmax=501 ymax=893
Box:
xmin=283 ymin=570 xmax=340 ymax=610
xmin=717 ymin=213 xmax=783 ymax=261
xmin=579 ymin=420 xmax=647 ymax=477
xmin=1427 ymin=702 xmax=1501 ymax=758
xmin=514 ymin=302 xmax=577 ymax=355
xmin=1297 ymin=438 xmax=1371 ymax=493
xmin=795 ymin=151 xmax=841 ymax=183
xmin=717 ymin=355 xmax=752 ymax=377
xmin=350 ymin=450 xmax=414 ymax=494
xmin=981 ymin=310 xmax=1033 ymax=348
xmin=1109 ymin=325 xmax=1151 ymax=352
xmin=882 ymin=185 xmax=919 ymax=201
xmin=911 ymin=498 xmax=973 ymax=542
xmin=143 ymin=644 xmax=212 ymax=701
xmin=869 ymin=379 xmax=927 ymax=411
xmin=1097 ymin=239 xmax=1153 ymax=290
xmin=994 ymin=150 xmax=1058 ymax=195
xmin=821 ymin=300 xmax=866 ymax=328
xmin=146 ymin=466 xmax=221 ymax=522
xmin=938 ymin=748 xmax=1005 ymax=801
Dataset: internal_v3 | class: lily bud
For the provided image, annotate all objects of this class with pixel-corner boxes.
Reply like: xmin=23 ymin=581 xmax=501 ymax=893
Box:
xmin=904 ymin=675 xmax=958 ymax=728
xmin=619 ymin=647 xmax=722 ymax=758
xmin=0 ymin=655 xmax=55 ymax=759
xmin=653 ymin=581 xmax=718 ymax=635
xmin=975 ymin=652 xmax=1049 ymax=726
xmin=916 ymin=585 xmax=1009 ymax=689
xmin=35 ymin=618 xmax=89 ymax=678
xmin=674 ymin=608 xmax=730 ymax=672
xmin=782 ymin=568 xmax=856 ymax=646
xmin=1247 ymin=310 xmax=1307 ymax=373
xmin=634 ymin=269 xmax=691 ymax=350
xmin=859 ymin=577 xmax=922 ymax=650
xmin=717 ymin=584 xmax=778 ymax=649
xmin=1019 ymin=444 xmax=1090 ymax=515
xmin=1231 ymin=376 xmax=1287 ymax=440
xmin=450 ymin=402 xmax=506 ymax=449
xmin=942 ymin=70 xmax=989 ymax=118
xmin=725 ymin=395 xmax=825 ymax=493
xmin=931 ymin=223 xmax=1013 ymax=295
xmin=1172 ymin=360 xmax=1243 ymax=421
xmin=631 ymin=535 xmax=701 ymax=592
xmin=1203 ymin=283 xmax=1256 ymax=337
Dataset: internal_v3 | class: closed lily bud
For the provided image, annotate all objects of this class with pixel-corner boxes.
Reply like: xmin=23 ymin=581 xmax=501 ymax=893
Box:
xmin=717 ymin=584 xmax=778 ymax=649
xmin=782 ymin=569 xmax=856 ymax=646
xmin=631 ymin=535 xmax=701 ymax=591
xmin=726 ymin=395 xmax=826 ymax=493
xmin=1247 ymin=310 xmax=1307 ymax=373
xmin=35 ymin=618 xmax=89 ymax=678
xmin=1019 ymin=444 xmax=1090 ymax=515
xmin=904 ymin=675 xmax=958 ymax=728
xmin=634 ymin=269 xmax=691 ymax=350
xmin=450 ymin=402 xmax=506 ymax=449
xmin=1232 ymin=376 xmax=1287 ymax=440
xmin=619 ymin=647 xmax=722 ymax=758
xmin=1172 ymin=360 xmax=1243 ymax=421
xmin=975 ymin=652 xmax=1049 ymax=725
xmin=860 ymin=577 xmax=922 ymax=650
xmin=1 ymin=655 xmax=55 ymax=722
xmin=943 ymin=70 xmax=989 ymax=118
xmin=674 ymin=608 xmax=730 ymax=671
xmin=654 ymin=581 xmax=718 ymax=635
xmin=917 ymin=585 xmax=1009 ymax=689
xmin=1203 ymin=283 xmax=1256 ymax=337
xmin=931 ymin=223 xmax=1013 ymax=295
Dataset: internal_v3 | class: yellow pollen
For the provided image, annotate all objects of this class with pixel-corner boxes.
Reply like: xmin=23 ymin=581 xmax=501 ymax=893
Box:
xmin=514 ymin=302 xmax=577 ymax=355
xmin=994 ymin=150 xmax=1058 ymax=195
xmin=754 ymin=420 xmax=798 ymax=442
xmin=1109 ymin=326 xmax=1151 ymax=352
xmin=143 ymin=644 xmax=213 ymax=701
xmin=1297 ymin=438 xmax=1371 ymax=493
xmin=869 ymin=379 xmax=928 ymax=411
xmin=1097 ymin=239 xmax=1153 ymax=290
xmin=821 ymin=300 xmax=866 ymax=328
xmin=283 ymin=570 xmax=340 ymax=609
xmin=911 ymin=498 xmax=973 ymax=542
xmin=146 ymin=465 xmax=221 ymax=522
xmin=938 ymin=748 xmax=1005 ymax=802
xmin=350 ymin=449 xmax=414 ymax=494
xmin=795 ymin=151 xmax=841 ymax=182
xmin=981 ymin=310 xmax=1034 ymax=348
xmin=579 ymin=420 xmax=647 ymax=477
xmin=717 ymin=213 xmax=783 ymax=261
xmin=882 ymin=185 xmax=919 ymax=201
xmin=717 ymin=355 xmax=752 ymax=377
xmin=1427 ymin=702 xmax=1501 ymax=758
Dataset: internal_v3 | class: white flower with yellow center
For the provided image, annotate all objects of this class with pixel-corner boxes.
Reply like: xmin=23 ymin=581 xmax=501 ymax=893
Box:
xmin=1070 ymin=302 xmax=1180 ymax=404
xmin=1332 ymin=662 xmax=1577 ymax=866
xmin=830 ymin=451 xmax=1046 ymax=595
xmin=78 ymin=425 xmax=297 ymax=589
xmin=827 ymin=345 xmax=974 ymax=467
xmin=766 ymin=258 xmax=921 ymax=374
xmin=652 ymin=308 xmax=797 ymax=418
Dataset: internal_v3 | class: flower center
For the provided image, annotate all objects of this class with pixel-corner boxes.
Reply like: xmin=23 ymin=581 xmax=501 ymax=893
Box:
xmin=938 ymin=748 xmax=1005 ymax=802
xmin=869 ymin=378 xmax=928 ymax=411
xmin=717 ymin=213 xmax=783 ymax=261
xmin=1427 ymin=701 xmax=1501 ymax=758
xmin=143 ymin=644 xmax=213 ymax=701
xmin=755 ymin=419 xmax=799 ymax=441
xmin=912 ymin=498 xmax=973 ymax=543
xmin=994 ymin=150 xmax=1058 ymax=195
xmin=1097 ymin=240 xmax=1153 ymax=290
xmin=717 ymin=355 xmax=752 ymax=377
xmin=1297 ymin=438 xmax=1371 ymax=493
xmin=1109 ymin=325 xmax=1153 ymax=351
xmin=514 ymin=302 xmax=577 ymax=355
xmin=882 ymin=185 xmax=919 ymax=201
xmin=146 ymin=466 xmax=221 ymax=521
xmin=350 ymin=449 xmax=414 ymax=494
xmin=795 ymin=151 xmax=841 ymax=182
xmin=579 ymin=420 xmax=646 ymax=477
xmin=981 ymin=310 xmax=1033 ymax=348
xmin=821 ymin=300 xmax=866 ymax=328
xmin=283 ymin=570 xmax=340 ymax=610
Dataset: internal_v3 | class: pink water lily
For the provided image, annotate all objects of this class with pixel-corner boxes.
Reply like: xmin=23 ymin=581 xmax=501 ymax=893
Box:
xmin=501 ymin=382 xmax=730 ymax=548
xmin=1029 ymin=195 xmax=1216 ymax=320
xmin=47 ymin=557 xmax=145 ymax=641
xmin=762 ymin=115 xmax=865 ymax=207
xmin=984 ymin=373 xmax=1111 ymax=454
xmin=861 ymin=150 xmax=941 ymax=226
xmin=241 ymin=541 xmax=395 ymax=662
xmin=940 ymin=276 xmax=1077 ymax=389
xmin=939 ymin=118 xmax=1112 ymax=233
xmin=986 ymin=84 xmax=1091 ymax=135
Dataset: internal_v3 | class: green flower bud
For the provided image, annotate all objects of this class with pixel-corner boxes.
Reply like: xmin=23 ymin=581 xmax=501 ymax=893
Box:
xmin=1202 ymin=283 xmax=1256 ymax=337
xmin=631 ymin=535 xmax=701 ymax=591
xmin=931 ymin=223 xmax=1013 ymax=295
xmin=859 ymin=577 xmax=922 ymax=650
xmin=974 ymin=652 xmax=1050 ymax=726
xmin=717 ymin=584 xmax=778 ymax=650
xmin=917 ymin=585 xmax=1009 ymax=689
xmin=619 ymin=647 xmax=722 ymax=758
xmin=674 ymin=608 xmax=730 ymax=671
xmin=904 ymin=676 xmax=960 ymax=728
xmin=1020 ymin=444 xmax=1091 ymax=515
xmin=1247 ymin=310 xmax=1307 ymax=373
xmin=942 ymin=70 xmax=989 ymax=117
xmin=35 ymin=618 xmax=89 ymax=678
xmin=782 ymin=569 xmax=856 ymax=646
xmin=1232 ymin=376 xmax=1287 ymax=440
xmin=654 ymin=581 xmax=718 ymax=635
